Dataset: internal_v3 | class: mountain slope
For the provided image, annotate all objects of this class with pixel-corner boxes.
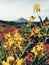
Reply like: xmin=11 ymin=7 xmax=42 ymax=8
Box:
xmin=17 ymin=18 xmax=29 ymax=23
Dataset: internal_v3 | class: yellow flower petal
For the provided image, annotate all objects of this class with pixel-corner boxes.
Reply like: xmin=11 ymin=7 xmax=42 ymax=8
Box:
xmin=7 ymin=56 xmax=15 ymax=63
xmin=16 ymin=58 xmax=23 ymax=65
xmin=34 ymin=3 xmax=41 ymax=12
xmin=2 ymin=61 xmax=10 ymax=65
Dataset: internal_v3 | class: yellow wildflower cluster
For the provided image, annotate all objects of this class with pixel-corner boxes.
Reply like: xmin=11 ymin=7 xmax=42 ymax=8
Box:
xmin=4 ymin=29 xmax=25 ymax=51
xmin=4 ymin=33 xmax=14 ymax=47
xmin=16 ymin=58 xmax=23 ymax=65
xmin=31 ymin=42 xmax=44 ymax=56
xmin=30 ymin=27 xmax=42 ymax=37
xmin=2 ymin=56 xmax=23 ymax=65
xmin=13 ymin=30 xmax=25 ymax=43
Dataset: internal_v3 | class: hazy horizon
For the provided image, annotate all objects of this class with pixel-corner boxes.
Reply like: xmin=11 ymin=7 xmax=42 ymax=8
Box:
xmin=0 ymin=0 xmax=49 ymax=21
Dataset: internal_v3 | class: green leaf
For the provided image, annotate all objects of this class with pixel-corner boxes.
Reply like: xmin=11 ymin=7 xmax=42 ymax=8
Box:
xmin=40 ymin=27 xmax=46 ymax=35
xmin=39 ymin=54 xmax=47 ymax=64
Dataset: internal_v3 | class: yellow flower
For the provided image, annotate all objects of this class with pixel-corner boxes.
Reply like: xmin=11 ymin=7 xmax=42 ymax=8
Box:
xmin=44 ymin=33 xmax=47 ymax=36
xmin=34 ymin=27 xmax=40 ymax=33
xmin=3 ymin=42 xmax=9 ymax=49
xmin=14 ymin=33 xmax=19 ymax=38
xmin=12 ymin=29 xmax=25 ymax=43
xmin=37 ymin=45 xmax=43 ymax=51
xmin=4 ymin=44 xmax=8 ymax=49
xmin=31 ymin=42 xmax=44 ymax=56
xmin=34 ymin=32 xmax=42 ymax=37
xmin=14 ymin=29 xmax=19 ymax=33
xmin=38 ymin=32 xmax=42 ymax=37
xmin=2 ymin=61 xmax=10 ymax=65
xmin=26 ymin=24 xmax=30 ymax=27
xmin=38 ymin=42 xmax=44 ymax=47
xmin=30 ymin=32 xmax=34 ymax=36
xmin=31 ymin=47 xmax=38 ymax=56
xmin=36 ymin=42 xmax=44 ymax=50
xmin=34 ymin=3 xmax=40 ymax=12
xmin=4 ymin=33 xmax=11 ymax=39
xmin=30 ymin=29 xmax=34 ymax=36
xmin=8 ymin=37 xmax=14 ymax=46
xmin=7 ymin=56 xmax=15 ymax=63
xmin=17 ymin=43 xmax=23 ymax=51
xmin=34 ymin=51 xmax=38 ymax=56
xmin=29 ymin=16 xmax=36 ymax=22
xmin=16 ymin=58 xmax=23 ymax=65
xmin=13 ymin=31 xmax=24 ymax=42
xmin=32 ymin=27 xmax=41 ymax=37
xmin=18 ymin=41 xmax=21 ymax=44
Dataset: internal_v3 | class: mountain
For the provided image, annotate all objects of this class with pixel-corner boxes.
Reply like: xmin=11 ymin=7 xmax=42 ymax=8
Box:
xmin=0 ymin=18 xmax=42 ymax=28
xmin=0 ymin=19 xmax=28 ymax=28
xmin=17 ymin=18 xmax=29 ymax=23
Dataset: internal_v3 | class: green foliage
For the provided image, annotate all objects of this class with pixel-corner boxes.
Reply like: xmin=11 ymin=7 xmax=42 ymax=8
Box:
xmin=21 ymin=25 xmax=31 ymax=34
xmin=40 ymin=26 xmax=49 ymax=36
xmin=47 ymin=26 xmax=49 ymax=34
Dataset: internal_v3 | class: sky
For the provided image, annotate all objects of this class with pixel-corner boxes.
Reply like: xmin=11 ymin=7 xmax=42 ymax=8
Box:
xmin=0 ymin=0 xmax=49 ymax=21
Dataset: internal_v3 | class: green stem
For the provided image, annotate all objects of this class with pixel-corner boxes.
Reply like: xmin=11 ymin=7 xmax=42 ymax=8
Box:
xmin=19 ymin=42 xmax=33 ymax=58
xmin=36 ymin=11 xmax=43 ymax=27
